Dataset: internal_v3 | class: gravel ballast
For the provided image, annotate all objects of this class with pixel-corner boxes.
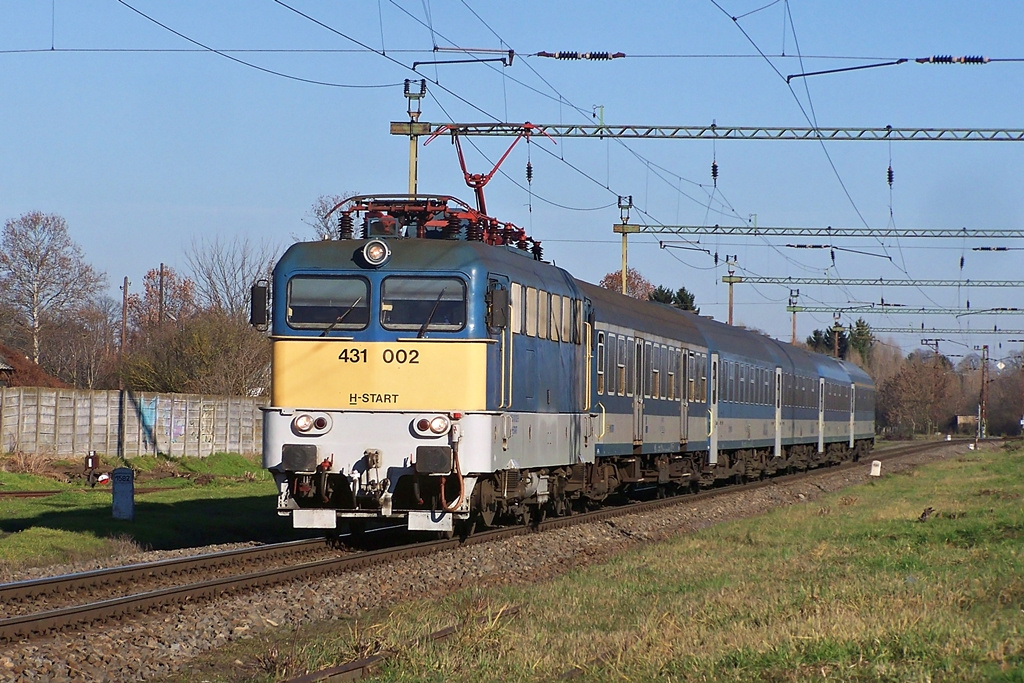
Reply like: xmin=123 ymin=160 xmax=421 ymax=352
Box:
xmin=0 ymin=443 xmax=966 ymax=682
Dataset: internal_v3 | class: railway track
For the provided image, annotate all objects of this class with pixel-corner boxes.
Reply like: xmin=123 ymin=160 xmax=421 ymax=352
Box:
xmin=0 ymin=439 xmax=952 ymax=643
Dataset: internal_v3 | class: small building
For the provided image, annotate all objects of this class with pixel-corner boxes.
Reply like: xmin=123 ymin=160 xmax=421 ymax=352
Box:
xmin=956 ymin=414 xmax=978 ymax=434
xmin=0 ymin=358 xmax=12 ymax=387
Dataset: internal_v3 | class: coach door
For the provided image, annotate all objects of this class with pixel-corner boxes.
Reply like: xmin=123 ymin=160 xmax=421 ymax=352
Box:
xmin=849 ymin=383 xmax=856 ymax=448
xmin=709 ymin=353 xmax=719 ymax=465
xmin=774 ymin=367 xmax=783 ymax=458
xmin=817 ymin=377 xmax=825 ymax=454
xmin=679 ymin=348 xmax=689 ymax=444
xmin=633 ymin=337 xmax=645 ymax=445
xmin=492 ymin=276 xmax=514 ymax=409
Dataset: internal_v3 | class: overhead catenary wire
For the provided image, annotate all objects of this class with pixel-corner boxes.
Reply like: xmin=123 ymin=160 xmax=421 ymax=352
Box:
xmin=99 ymin=1 xmax=1019 ymax=339
xmin=114 ymin=0 xmax=404 ymax=89
xmin=710 ymin=0 xmax=952 ymax=316
xmin=451 ymin=2 xmax=883 ymax=297
xmin=451 ymin=0 xmax=767 ymax=243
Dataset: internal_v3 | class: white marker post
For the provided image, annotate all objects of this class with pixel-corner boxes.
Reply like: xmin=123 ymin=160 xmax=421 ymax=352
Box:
xmin=112 ymin=467 xmax=135 ymax=521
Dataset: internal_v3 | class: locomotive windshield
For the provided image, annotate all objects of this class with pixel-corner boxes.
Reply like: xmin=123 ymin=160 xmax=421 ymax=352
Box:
xmin=381 ymin=277 xmax=466 ymax=332
xmin=287 ymin=276 xmax=370 ymax=330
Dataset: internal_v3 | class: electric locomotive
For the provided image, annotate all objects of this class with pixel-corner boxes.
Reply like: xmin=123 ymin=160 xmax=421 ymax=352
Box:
xmin=252 ymin=194 xmax=874 ymax=534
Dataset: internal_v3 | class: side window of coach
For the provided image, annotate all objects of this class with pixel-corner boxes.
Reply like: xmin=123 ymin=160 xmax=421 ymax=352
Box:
xmin=525 ymin=287 xmax=537 ymax=337
xmin=549 ymin=294 xmax=562 ymax=342
xmin=510 ymin=282 xmax=523 ymax=335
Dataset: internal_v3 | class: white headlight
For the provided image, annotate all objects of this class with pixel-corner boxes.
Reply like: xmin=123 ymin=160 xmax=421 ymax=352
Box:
xmin=292 ymin=414 xmax=314 ymax=432
xmin=429 ymin=416 xmax=450 ymax=434
xmin=363 ymin=239 xmax=391 ymax=267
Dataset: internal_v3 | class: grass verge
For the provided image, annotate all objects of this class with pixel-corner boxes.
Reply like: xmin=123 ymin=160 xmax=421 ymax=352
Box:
xmin=0 ymin=452 xmax=294 ymax=574
xmin=178 ymin=442 xmax=1024 ymax=682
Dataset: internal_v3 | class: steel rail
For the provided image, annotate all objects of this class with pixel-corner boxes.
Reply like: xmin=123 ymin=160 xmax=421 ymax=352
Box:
xmin=0 ymin=537 xmax=328 ymax=602
xmin=0 ymin=440 xmax=952 ymax=642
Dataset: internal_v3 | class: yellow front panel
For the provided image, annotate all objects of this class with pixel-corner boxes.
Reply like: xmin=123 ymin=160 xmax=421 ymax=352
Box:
xmin=272 ymin=340 xmax=488 ymax=410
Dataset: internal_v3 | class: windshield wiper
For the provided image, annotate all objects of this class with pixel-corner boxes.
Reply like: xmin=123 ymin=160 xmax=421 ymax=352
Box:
xmin=417 ymin=288 xmax=447 ymax=338
xmin=320 ymin=297 xmax=363 ymax=337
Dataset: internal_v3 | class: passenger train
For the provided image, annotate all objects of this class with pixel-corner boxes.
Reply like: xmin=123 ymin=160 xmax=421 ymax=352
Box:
xmin=252 ymin=195 xmax=875 ymax=534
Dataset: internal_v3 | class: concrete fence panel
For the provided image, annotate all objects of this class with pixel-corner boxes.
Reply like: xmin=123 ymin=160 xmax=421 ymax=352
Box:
xmin=0 ymin=387 xmax=267 ymax=458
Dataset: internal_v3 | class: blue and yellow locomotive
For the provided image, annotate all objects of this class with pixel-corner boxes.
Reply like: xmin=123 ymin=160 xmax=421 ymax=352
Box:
xmin=253 ymin=195 xmax=874 ymax=534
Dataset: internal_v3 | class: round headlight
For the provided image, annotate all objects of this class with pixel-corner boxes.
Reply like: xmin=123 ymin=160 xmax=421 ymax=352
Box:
xmin=292 ymin=414 xmax=314 ymax=433
xmin=429 ymin=416 xmax=450 ymax=434
xmin=363 ymin=239 xmax=391 ymax=267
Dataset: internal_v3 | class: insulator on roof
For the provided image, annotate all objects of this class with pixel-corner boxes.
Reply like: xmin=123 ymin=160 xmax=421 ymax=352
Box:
xmin=445 ymin=214 xmax=461 ymax=240
xmin=339 ymin=213 xmax=354 ymax=240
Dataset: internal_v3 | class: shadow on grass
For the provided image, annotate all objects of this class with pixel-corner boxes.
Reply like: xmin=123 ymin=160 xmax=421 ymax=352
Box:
xmin=0 ymin=493 xmax=321 ymax=550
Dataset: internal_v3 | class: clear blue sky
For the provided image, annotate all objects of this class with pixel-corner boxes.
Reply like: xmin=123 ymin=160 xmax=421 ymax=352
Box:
xmin=2 ymin=1 xmax=1023 ymax=357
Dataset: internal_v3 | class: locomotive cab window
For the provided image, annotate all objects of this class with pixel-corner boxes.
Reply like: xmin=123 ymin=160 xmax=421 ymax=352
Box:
xmin=380 ymin=277 xmax=466 ymax=332
xmin=287 ymin=276 xmax=370 ymax=330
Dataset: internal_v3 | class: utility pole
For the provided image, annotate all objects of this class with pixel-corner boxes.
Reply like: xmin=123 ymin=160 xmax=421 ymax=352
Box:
xmin=613 ymin=196 xmax=636 ymax=295
xmin=388 ymin=79 xmax=428 ymax=196
xmin=832 ymin=312 xmax=843 ymax=358
xmin=976 ymin=344 xmax=989 ymax=445
xmin=788 ymin=289 xmax=800 ymax=345
xmin=158 ymin=263 xmax=165 ymax=327
xmin=119 ymin=276 xmax=130 ymax=385
xmin=118 ymin=276 xmax=130 ymax=462
xmin=722 ymin=255 xmax=741 ymax=326
xmin=1010 ymin=338 xmax=1024 ymax=436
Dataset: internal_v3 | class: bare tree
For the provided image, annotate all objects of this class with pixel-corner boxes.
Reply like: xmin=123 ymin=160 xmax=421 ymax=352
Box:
xmin=126 ymin=265 xmax=199 ymax=342
xmin=303 ymin=193 xmax=349 ymax=240
xmin=184 ymin=235 xmax=278 ymax=319
xmin=877 ymin=351 xmax=959 ymax=436
xmin=121 ymin=309 xmax=269 ymax=396
xmin=41 ymin=296 xmax=120 ymax=389
xmin=0 ymin=212 xmax=106 ymax=363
